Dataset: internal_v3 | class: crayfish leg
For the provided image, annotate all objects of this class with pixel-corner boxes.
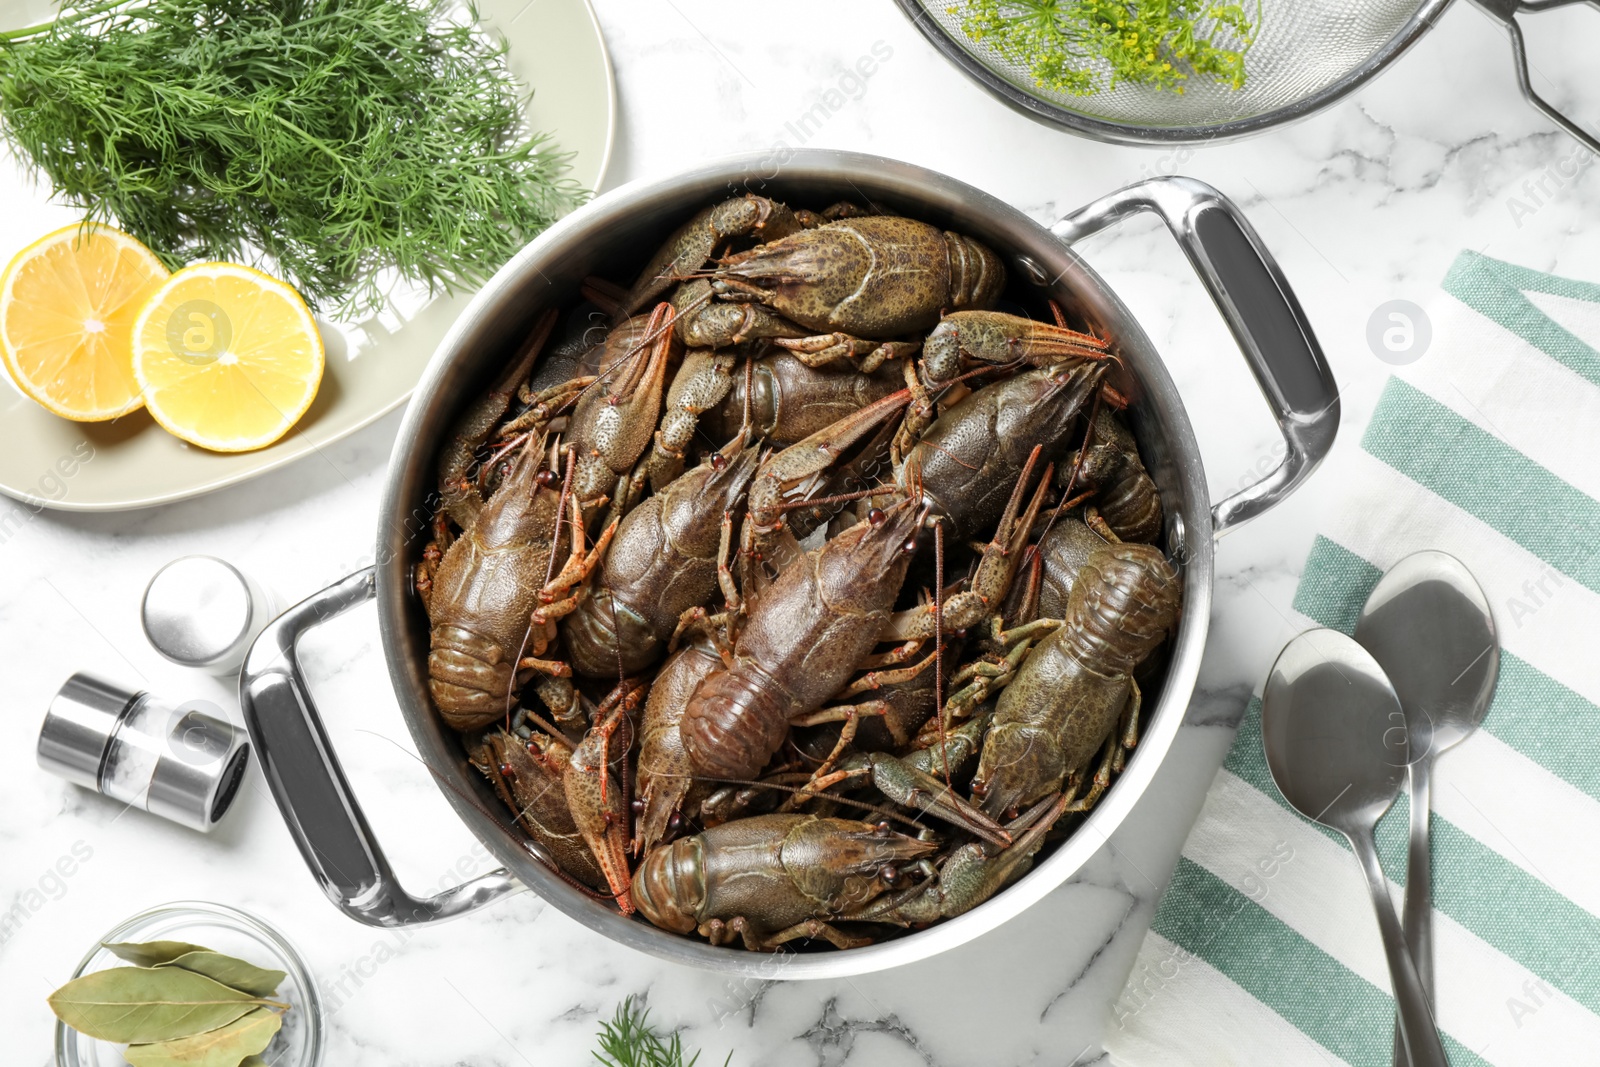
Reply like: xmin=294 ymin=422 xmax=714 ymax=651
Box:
xmin=515 ymin=655 xmax=571 ymax=676
xmin=668 ymin=606 xmax=735 ymax=664
xmin=858 ymin=639 xmax=925 ymax=670
xmin=752 ymin=918 xmax=871 ymax=952
xmin=1064 ymin=730 xmax=1120 ymax=815
xmin=533 ymin=504 xmax=618 ymax=630
xmin=1083 ymin=505 xmax=1122 ymax=544
xmin=700 ymin=915 xmax=868 ymax=952
xmin=772 ymin=334 xmax=919 ymax=374
xmin=1111 ymin=678 xmax=1143 ymax=775
xmin=987 ymin=616 xmax=1061 ymax=652
xmin=500 ymin=374 xmax=594 ymax=438
xmin=414 ymin=511 xmax=453 ymax=614
xmin=788 ymin=700 xmax=890 ymax=784
xmin=886 ymin=448 xmax=1052 ymax=644
xmin=834 ymin=649 xmax=938 ymax=699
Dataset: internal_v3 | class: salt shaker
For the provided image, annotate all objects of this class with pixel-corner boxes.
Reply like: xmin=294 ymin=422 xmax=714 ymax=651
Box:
xmin=141 ymin=556 xmax=276 ymax=675
xmin=36 ymin=673 xmax=250 ymax=832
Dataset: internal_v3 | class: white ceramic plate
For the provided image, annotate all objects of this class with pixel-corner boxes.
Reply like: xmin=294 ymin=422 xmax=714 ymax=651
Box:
xmin=0 ymin=0 xmax=614 ymax=512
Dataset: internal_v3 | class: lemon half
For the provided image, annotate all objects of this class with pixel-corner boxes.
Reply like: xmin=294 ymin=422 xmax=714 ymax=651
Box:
xmin=0 ymin=222 xmax=170 ymax=421
xmin=132 ymin=263 xmax=325 ymax=453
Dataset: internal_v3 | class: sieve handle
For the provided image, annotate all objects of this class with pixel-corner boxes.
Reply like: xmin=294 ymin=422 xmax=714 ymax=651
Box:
xmin=1052 ymin=177 xmax=1339 ymax=537
xmin=1471 ymin=0 xmax=1600 ymax=154
xmin=239 ymin=567 xmax=521 ymax=928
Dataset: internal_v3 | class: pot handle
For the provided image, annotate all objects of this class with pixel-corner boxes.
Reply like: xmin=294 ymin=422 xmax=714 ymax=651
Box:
xmin=1052 ymin=176 xmax=1339 ymax=537
xmin=239 ymin=567 xmax=521 ymax=928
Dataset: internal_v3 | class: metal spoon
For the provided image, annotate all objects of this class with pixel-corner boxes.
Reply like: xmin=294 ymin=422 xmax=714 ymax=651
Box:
xmin=1355 ymin=551 xmax=1499 ymax=1067
xmin=1262 ymin=628 xmax=1451 ymax=1067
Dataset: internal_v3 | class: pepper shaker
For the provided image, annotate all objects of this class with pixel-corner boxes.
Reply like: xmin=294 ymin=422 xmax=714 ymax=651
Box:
xmin=37 ymin=672 xmax=250 ymax=832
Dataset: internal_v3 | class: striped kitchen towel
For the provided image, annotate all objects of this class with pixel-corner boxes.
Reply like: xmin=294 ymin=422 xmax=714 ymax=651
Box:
xmin=1104 ymin=251 xmax=1600 ymax=1067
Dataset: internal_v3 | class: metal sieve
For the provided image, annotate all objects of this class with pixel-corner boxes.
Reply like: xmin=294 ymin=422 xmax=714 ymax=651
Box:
xmin=895 ymin=0 xmax=1598 ymax=149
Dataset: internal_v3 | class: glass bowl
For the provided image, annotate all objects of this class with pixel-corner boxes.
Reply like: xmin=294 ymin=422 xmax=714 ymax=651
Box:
xmin=56 ymin=900 xmax=323 ymax=1067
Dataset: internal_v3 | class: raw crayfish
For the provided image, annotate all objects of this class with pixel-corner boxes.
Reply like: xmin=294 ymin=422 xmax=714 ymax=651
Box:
xmin=419 ymin=430 xmax=614 ymax=732
xmin=564 ymin=437 xmax=758 ymax=679
xmin=974 ymin=541 xmax=1181 ymax=818
xmin=415 ymin=191 xmax=1182 ymax=954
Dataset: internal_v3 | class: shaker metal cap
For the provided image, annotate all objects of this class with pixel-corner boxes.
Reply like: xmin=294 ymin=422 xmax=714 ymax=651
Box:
xmin=36 ymin=672 xmax=141 ymax=790
xmin=146 ymin=703 xmax=252 ymax=832
xmin=142 ymin=556 xmax=263 ymax=672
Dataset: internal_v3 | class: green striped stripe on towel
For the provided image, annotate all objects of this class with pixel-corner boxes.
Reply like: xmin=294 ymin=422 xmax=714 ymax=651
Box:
xmin=1104 ymin=252 xmax=1600 ymax=1067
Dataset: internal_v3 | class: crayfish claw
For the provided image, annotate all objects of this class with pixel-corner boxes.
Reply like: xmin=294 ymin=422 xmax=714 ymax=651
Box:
xmin=564 ymin=679 xmax=648 ymax=914
xmin=863 ymin=753 xmax=1011 ymax=847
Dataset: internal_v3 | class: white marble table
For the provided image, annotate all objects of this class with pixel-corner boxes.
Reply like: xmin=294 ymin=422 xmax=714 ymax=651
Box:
xmin=1 ymin=2 xmax=1594 ymax=1063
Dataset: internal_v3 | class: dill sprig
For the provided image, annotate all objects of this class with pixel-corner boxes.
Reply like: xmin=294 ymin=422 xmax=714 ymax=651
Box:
xmin=959 ymin=0 xmax=1258 ymax=97
xmin=593 ymin=997 xmax=729 ymax=1067
xmin=0 ymin=0 xmax=584 ymax=316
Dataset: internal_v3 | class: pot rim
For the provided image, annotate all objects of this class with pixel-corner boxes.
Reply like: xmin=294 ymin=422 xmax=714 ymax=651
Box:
xmin=376 ymin=149 xmax=1215 ymax=978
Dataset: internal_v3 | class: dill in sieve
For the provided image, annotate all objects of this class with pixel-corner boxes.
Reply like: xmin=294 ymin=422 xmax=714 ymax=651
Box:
xmin=0 ymin=0 xmax=585 ymax=316
xmin=959 ymin=0 xmax=1258 ymax=97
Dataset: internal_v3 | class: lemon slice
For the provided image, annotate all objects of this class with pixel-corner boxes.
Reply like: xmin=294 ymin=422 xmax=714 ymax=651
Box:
xmin=132 ymin=263 xmax=325 ymax=453
xmin=0 ymin=222 xmax=170 ymax=421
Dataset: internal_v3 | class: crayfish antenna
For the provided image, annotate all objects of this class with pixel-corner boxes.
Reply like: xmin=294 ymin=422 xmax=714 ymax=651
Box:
xmin=664 ymin=772 xmax=935 ymax=833
xmin=1060 ymin=385 xmax=1103 ymax=501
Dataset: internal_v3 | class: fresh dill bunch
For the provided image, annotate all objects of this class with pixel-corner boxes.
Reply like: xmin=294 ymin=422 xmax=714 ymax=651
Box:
xmin=594 ymin=997 xmax=729 ymax=1067
xmin=0 ymin=0 xmax=584 ymax=317
xmin=959 ymin=0 xmax=1258 ymax=97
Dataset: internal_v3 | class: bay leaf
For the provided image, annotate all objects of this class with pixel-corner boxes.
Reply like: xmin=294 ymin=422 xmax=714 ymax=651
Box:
xmin=156 ymin=951 xmax=286 ymax=998
xmin=104 ymin=941 xmax=215 ymax=968
xmin=123 ymin=1006 xmax=283 ymax=1067
xmin=47 ymin=966 xmax=264 ymax=1042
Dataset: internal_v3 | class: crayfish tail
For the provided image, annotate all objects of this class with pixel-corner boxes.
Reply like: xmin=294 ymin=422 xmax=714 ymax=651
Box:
xmin=681 ymin=668 xmax=790 ymax=782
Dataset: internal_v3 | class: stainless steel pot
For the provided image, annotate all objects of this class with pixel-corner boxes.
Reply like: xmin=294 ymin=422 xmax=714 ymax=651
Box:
xmin=239 ymin=151 xmax=1338 ymax=979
